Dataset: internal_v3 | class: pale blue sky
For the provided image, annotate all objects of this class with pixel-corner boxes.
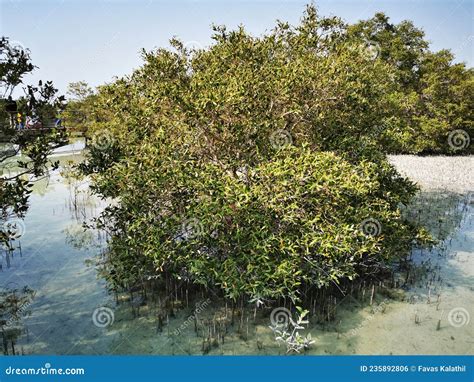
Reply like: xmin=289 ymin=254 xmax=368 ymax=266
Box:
xmin=1 ymin=0 xmax=473 ymax=96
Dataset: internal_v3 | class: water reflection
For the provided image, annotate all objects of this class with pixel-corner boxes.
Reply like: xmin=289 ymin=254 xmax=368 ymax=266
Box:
xmin=0 ymin=285 xmax=35 ymax=355
xmin=0 ymin=150 xmax=110 ymax=354
xmin=0 ymin=154 xmax=472 ymax=355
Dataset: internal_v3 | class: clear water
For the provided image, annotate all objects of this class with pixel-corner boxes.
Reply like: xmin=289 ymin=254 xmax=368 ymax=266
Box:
xmin=1 ymin=149 xmax=472 ymax=355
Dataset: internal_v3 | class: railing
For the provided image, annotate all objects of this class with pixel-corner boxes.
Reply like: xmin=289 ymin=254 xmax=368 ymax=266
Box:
xmin=0 ymin=125 xmax=68 ymax=143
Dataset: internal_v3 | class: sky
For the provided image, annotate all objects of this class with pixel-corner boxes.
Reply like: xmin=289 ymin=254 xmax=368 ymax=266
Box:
xmin=1 ymin=0 xmax=473 ymax=97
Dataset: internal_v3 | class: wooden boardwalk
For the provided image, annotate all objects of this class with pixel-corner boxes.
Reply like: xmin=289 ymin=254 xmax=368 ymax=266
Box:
xmin=0 ymin=127 xmax=68 ymax=143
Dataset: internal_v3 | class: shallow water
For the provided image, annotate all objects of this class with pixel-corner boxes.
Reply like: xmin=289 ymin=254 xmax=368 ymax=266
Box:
xmin=0 ymin=153 xmax=472 ymax=355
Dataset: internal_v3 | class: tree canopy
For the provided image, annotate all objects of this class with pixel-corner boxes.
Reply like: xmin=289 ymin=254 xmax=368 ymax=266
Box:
xmin=0 ymin=37 xmax=65 ymax=247
xmin=80 ymin=5 xmax=448 ymax=303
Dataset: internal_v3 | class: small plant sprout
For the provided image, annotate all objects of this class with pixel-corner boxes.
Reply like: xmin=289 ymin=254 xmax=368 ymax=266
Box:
xmin=269 ymin=306 xmax=315 ymax=353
